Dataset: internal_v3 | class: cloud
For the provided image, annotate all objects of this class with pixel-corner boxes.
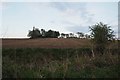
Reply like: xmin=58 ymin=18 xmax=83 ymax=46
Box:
xmin=1 ymin=2 xmax=118 ymax=38
xmin=49 ymin=2 xmax=94 ymax=33
xmin=66 ymin=25 xmax=90 ymax=33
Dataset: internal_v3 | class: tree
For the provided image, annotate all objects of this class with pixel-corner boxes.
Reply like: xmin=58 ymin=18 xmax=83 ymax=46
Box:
xmin=61 ymin=33 xmax=65 ymax=38
xmin=89 ymin=22 xmax=114 ymax=55
xmin=41 ymin=29 xmax=46 ymax=37
xmin=28 ymin=27 xmax=60 ymax=38
xmin=85 ymin=34 xmax=91 ymax=39
xmin=69 ymin=33 xmax=74 ymax=38
xmin=77 ymin=32 xmax=84 ymax=38
xmin=65 ymin=34 xmax=69 ymax=38
xmin=45 ymin=30 xmax=53 ymax=38
xmin=80 ymin=32 xmax=84 ymax=38
xmin=54 ymin=31 xmax=60 ymax=38
xmin=27 ymin=27 xmax=41 ymax=39
xmin=45 ymin=30 xmax=60 ymax=38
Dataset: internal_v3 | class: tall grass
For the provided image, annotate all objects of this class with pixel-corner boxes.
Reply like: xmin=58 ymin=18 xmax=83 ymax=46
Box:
xmin=2 ymin=48 xmax=119 ymax=78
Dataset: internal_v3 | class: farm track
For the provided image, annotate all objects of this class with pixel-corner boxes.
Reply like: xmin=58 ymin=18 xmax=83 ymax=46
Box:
xmin=2 ymin=38 xmax=91 ymax=48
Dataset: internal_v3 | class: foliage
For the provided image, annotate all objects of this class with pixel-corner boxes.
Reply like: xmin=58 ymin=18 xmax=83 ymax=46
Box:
xmin=61 ymin=33 xmax=66 ymax=38
xmin=2 ymin=48 xmax=119 ymax=78
xmin=77 ymin=32 xmax=84 ymax=38
xmin=27 ymin=27 xmax=60 ymax=39
xmin=27 ymin=27 xmax=41 ymax=39
xmin=45 ymin=30 xmax=60 ymax=38
xmin=89 ymin=22 xmax=115 ymax=54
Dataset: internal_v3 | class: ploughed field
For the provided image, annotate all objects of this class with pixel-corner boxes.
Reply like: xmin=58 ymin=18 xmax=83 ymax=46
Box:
xmin=2 ymin=38 xmax=91 ymax=48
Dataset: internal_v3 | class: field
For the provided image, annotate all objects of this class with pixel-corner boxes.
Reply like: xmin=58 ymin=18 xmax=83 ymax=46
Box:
xmin=2 ymin=38 xmax=119 ymax=78
xmin=2 ymin=38 xmax=91 ymax=48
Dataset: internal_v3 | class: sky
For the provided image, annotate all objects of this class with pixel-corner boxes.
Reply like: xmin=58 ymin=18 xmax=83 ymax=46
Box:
xmin=0 ymin=0 xmax=119 ymax=38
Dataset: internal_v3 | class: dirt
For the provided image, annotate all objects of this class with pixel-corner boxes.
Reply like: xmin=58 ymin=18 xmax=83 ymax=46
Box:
xmin=2 ymin=38 xmax=91 ymax=48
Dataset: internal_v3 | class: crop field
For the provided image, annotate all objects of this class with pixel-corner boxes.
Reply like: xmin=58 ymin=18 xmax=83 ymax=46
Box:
xmin=2 ymin=38 xmax=91 ymax=48
xmin=2 ymin=38 xmax=119 ymax=78
xmin=2 ymin=38 xmax=118 ymax=49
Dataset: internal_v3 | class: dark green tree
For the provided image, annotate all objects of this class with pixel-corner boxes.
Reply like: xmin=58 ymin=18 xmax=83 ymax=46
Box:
xmin=45 ymin=30 xmax=53 ymax=38
xmin=41 ymin=29 xmax=46 ymax=37
xmin=45 ymin=30 xmax=60 ymax=38
xmin=27 ymin=27 xmax=41 ymax=39
xmin=54 ymin=31 xmax=60 ymax=38
xmin=89 ymin=22 xmax=114 ymax=55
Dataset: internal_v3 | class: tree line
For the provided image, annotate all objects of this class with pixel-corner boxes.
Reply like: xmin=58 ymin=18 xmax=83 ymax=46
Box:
xmin=27 ymin=27 xmax=60 ymax=39
xmin=27 ymin=27 xmax=91 ymax=39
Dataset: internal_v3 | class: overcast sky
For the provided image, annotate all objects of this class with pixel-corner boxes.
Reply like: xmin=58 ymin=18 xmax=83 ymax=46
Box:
xmin=0 ymin=0 xmax=118 ymax=38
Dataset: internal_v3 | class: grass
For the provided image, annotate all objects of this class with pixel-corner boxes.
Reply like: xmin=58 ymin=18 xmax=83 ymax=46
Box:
xmin=2 ymin=48 xmax=119 ymax=78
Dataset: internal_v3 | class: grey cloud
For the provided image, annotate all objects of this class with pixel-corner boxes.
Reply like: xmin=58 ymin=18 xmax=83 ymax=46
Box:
xmin=50 ymin=2 xmax=86 ymax=11
xmin=50 ymin=2 xmax=94 ymax=26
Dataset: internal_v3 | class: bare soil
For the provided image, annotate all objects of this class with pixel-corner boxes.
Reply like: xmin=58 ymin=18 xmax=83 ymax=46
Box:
xmin=2 ymin=38 xmax=91 ymax=48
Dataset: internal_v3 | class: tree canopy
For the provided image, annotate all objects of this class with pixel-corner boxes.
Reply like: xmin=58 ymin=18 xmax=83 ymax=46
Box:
xmin=89 ymin=22 xmax=114 ymax=54
xmin=27 ymin=27 xmax=41 ymax=39
xmin=27 ymin=27 xmax=60 ymax=39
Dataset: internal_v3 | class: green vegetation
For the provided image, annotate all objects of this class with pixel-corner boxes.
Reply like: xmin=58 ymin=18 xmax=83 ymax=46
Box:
xmin=2 ymin=48 xmax=119 ymax=78
xmin=27 ymin=27 xmax=60 ymax=39
xmin=27 ymin=27 xmax=91 ymax=39
xmin=89 ymin=22 xmax=115 ymax=55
